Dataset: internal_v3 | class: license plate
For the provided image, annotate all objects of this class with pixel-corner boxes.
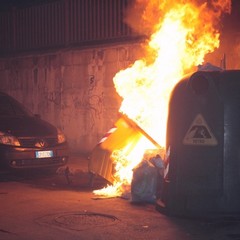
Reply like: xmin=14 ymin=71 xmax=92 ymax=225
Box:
xmin=35 ymin=150 xmax=53 ymax=158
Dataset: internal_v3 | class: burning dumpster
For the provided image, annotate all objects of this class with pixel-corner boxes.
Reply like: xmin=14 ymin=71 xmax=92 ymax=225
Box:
xmin=158 ymin=70 xmax=240 ymax=217
xmin=89 ymin=114 xmax=163 ymax=196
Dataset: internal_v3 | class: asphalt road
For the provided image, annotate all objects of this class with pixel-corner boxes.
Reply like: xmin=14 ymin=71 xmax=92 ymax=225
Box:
xmin=1 ymin=154 xmax=240 ymax=240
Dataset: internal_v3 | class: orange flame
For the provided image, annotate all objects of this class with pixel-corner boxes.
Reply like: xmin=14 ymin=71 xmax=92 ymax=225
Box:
xmin=94 ymin=0 xmax=231 ymax=197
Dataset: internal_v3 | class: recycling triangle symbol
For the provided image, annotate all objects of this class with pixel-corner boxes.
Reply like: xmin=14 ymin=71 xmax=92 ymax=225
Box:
xmin=183 ymin=114 xmax=218 ymax=146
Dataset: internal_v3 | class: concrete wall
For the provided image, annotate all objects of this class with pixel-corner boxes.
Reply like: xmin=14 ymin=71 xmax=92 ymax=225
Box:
xmin=0 ymin=43 xmax=142 ymax=154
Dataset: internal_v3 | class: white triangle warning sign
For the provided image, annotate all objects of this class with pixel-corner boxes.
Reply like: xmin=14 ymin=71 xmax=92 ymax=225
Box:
xmin=183 ymin=114 xmax=218 ymax=146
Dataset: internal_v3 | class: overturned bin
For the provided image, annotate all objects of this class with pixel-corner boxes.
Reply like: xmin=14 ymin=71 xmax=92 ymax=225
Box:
xmin=89 ymin=114 xmax=161 ymax=184
xmin=158 ymin=70 xmax=240 ymax=217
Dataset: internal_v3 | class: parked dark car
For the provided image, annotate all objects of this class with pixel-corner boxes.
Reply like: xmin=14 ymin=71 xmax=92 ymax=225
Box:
xmin=0 ymin=91 xmax=69 ymax=171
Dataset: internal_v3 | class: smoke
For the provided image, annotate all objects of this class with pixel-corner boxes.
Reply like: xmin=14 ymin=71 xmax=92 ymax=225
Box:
xmin=204 ymin=0 xmax=240 ymax=69
xmin=209 ymin=0 xmax=231 ymax=14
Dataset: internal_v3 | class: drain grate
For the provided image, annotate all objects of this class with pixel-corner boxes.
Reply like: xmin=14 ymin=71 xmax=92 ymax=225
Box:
xmin=36 ymin=211 xmax=119 ymax=231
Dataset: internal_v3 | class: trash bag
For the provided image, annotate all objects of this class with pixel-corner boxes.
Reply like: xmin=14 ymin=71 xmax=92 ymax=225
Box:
xmin=131 ymin=160 xmax=158 ymax=203
xmin=149 ymin=154 xmax=165 ymax=175
xmin=149 ymin=154 xmax=165 ymax=199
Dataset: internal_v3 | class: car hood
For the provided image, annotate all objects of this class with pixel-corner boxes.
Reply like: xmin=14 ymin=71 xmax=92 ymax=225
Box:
xmin=0 ymin=116 xmax=57 ymax=137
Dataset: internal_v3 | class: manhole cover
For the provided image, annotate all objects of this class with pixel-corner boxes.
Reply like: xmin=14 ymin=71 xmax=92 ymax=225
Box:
xmin=36 ymin=211 xmax=119 ymax=231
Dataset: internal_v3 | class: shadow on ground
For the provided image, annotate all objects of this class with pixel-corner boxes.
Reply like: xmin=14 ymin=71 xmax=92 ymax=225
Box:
xmin=0 ymin=166 xmax=108 ymax=192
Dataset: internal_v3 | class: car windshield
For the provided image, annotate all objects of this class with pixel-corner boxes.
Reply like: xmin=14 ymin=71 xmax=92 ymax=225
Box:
xmin=0 ymin=94 xmax=32 ymax=117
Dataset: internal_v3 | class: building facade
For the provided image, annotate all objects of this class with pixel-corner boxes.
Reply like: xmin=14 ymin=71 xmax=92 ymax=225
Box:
xmin=0 ymin=0 xmax=143 ymax=153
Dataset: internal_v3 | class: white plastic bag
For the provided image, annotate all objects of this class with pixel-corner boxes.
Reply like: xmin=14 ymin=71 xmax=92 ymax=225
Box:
xmin=131 ymin=160 xmax=158 ymax=203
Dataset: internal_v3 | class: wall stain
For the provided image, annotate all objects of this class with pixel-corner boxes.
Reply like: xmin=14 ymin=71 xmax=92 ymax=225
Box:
xmin=44 ymin=90 xmax=62 ymax=106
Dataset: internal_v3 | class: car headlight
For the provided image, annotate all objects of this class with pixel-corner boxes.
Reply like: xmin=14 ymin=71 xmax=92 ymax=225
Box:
xmin=0 ymin=131 xmax=20 ymax=146
xmin=57 ymin=128 xmax=66 ymax=144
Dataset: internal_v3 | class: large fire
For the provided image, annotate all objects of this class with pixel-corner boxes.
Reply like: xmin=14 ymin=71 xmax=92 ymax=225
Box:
xmin=93 ymin=0 xmax=231 ymax=197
